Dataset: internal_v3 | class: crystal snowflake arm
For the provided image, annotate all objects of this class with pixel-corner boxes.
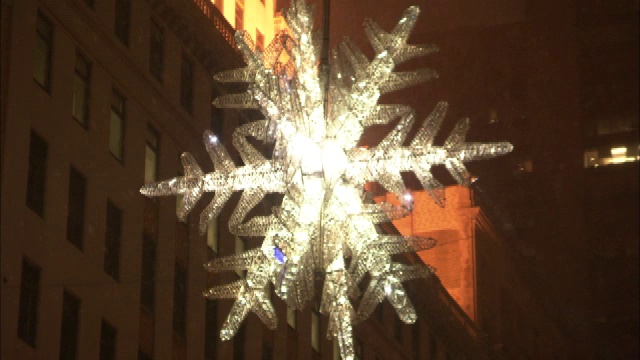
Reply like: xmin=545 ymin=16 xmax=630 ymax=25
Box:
xmin=204 ymin=248 xmax=265 ymax=273
xmin=372 ymin=235 xmax=437 ymax=255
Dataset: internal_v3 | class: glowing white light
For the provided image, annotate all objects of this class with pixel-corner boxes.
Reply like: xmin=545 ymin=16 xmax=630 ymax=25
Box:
xmin=611 ymin=146 xmax=627 ymax=156
xmin=140 ymin=2 xmax=512 ymax=359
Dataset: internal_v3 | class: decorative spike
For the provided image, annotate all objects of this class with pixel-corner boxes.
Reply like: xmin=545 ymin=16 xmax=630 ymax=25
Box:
xmin=444 ymin=118 xmax=471 ymax=150
xmin=379 ymin=68 xmax=438 ymax=94
xmin=411 ymin=101 xmax=448 ymax=147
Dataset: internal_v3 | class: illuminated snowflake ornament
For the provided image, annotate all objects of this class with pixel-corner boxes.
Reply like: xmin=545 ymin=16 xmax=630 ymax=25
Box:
xmin=140 ymin=1 xmax=512 ymax=359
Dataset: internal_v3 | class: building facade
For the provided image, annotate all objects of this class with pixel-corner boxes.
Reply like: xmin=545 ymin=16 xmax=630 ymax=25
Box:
xmin=0 ymin=1 xmax=494 ymax=360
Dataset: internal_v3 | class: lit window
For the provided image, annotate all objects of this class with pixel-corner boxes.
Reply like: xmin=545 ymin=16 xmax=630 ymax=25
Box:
xmin=489 ymin=109 xmax=498 ymax=124
xmin=72 ymin=52 xmax=91 ymax=126
xmin=207 ymin=218 xmax=218 ymax=253
xmin=34 ymin=11 xmax=53 ymax=91
xmin=235 ymin=236 xmax=245 ymax=276
xmin=235 ymin=0 xmax=244 ymax=30
xmin=18 ymin=257 xmax=40 ymax=347
xmin=256 ymin=30 xmax=264 ymax=51
xmin=286 ymin=306 xmax=296 ymax=329
xmin=109 ymin=89 xmax=125 ymax=161
xmin=311 ymin=302 xmax=320 ymax=352
xmin=144 ymin=126 xmax=159 ymax=184
xmin=584 ymin=145 xmax=640 ymax=168
xmin=333 ymin=340 xmax=340 ymax=360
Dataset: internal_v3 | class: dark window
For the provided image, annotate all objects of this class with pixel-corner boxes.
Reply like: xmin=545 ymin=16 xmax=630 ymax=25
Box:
xmin=235 ymin=0 xmax=244 ymax=30
xmin=100 ymin=320 xmax=117 ymax=360
xmin=413 ymin=325 xmax=420 ymax=360
xmin=204 ymin=299 xmax=217 ymax=359
xmin=173 ymin=261 xmax=188 ymax=336
xmin=34 ymin=11 xmax=53 ymax=90
xmin=66 ymin=166 xmax=86 ymax=250
xmin=138 ymin=350 xmax=152 ymax=360
xmin=395 ymin=318 xmax=403 ymax=342
xmin=375 ymin=303 xmax=383 ymax=322
xmin=114 ymin=0 xmax=130 ymax=45
xmin=104 ymin=201 xmax=122 ymax=280
xmin=354 ymin=338 xmax=363 ymax=360
xmin=84 ymin=0 xmax=95 ymax=8
xmin=180 ymin=54 xmax=193 ymax=114
xmin=109 ymin=89 xmax=125 ymax=161
xmin=18 ymin=257 xmax=41 ymax=347
xmin=145 ymin=126 xmax=159 ymax=184
xmin=26 ymin=131 xmax=48 ymax=216
xmin=256 ymin=30 xmax=264 ymax=51
xmin=59 ymin=290 xmax=81 ymax=360
xmin=72 ymin=52 xmax=91 ymax=126
xmin=211 ymin=110 xmax=224 ymax=141
xmin=141 ymin=198 xmax=158 ymax=311
xmin=149 ymin=20 xmax=164 ymax=82
xmin=262 ymin=342 xmax=272 ymax=360
xmin=233 ymin=323 xmax=245 ymax=360
xmin=429 ymin=333 xmax=438 ymax=359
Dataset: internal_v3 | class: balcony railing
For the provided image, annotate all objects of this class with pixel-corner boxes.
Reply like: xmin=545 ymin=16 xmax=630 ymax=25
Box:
xmin=192 ymin=0 xmax=236 ymax=49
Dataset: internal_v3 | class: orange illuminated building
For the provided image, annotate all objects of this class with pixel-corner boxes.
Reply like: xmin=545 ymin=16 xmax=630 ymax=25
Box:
xmin=376 ymin=186 xmax=584 ymax=358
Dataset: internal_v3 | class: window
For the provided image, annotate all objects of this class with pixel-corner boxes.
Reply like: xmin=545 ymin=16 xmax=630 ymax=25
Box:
xmin=235 ymin=0 xmax=244 ymax=30
xmin=204 ymin=300 xmax=217 ymax=359
xmin=34 ymin=11 xmax=53 ymax=90
xmin=180 ymin=54 xmax=193 ymax=114
xmin=584 ymin=145 xmax=640 ymax=168
xmin=333 ymin=341 xmax=340 ymax=360
xmin=262 ymin=342 xmax=272 ymax=360
xmin=395 ymin=318 xmax=403 ymax=342
xmin=375 ymin=303 xmax=383 ymax=322
xmin=84 ymin=0 xmax=95 ymax=8
xmin=311 ymin=302 xmax=320 ymax=353
xmin=109 ymin=89 xmax=125 ymax=161
xmin=354 ymin=338 xmax=363 ymax=360
xmin=104 ymin=201 xmax=122 ymax=280
xmin=173 ymin=261 xmax=188 ymax=336
xmin=66 ymin=166 xmax=86 ymax=250
xmin=286 ymin=306 xmax=296 ymax=329
xmin=256 ymin=30 xmax=264 ymax=51
xmin=144 ymin=126 xmax=159 ymax=184
xmin=141 ymin=198 xmax=158 ymax=311
xmin=412 ymin=325 xmax=421 ymax=360
xmin=235 ymin=236 xmax=245 ymax=277
xmin=114 ymin=0 xmax=130 ymax=45
xmin=149 ymin=20 xmax=164 ymax=82
xmin=100 ymin=320 xmax=117 ymax=360
xmin=429 ymin=333 xmax=438 ymax=359
xmin=18 ymin=257 xmax=41 ymax=347
xmin=72 ymin=52 xmax=91 ymax=125
xmin=26 ymin=131 xmax=48 ymax=216
xmin=59 ymin=290 xmax=81 ymax=360
xmin=207 ymin=217 xmax=218 ymax=253
xmin=233 ymin=323 xmax=245 ymax=360
xmin=138 ymin=350 xmax=152 ymax=360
